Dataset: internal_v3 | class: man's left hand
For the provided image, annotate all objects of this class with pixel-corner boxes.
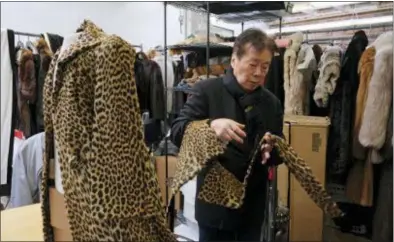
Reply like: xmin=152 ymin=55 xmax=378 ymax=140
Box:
xmin=261 ymin=132 xmax=274 ymax=164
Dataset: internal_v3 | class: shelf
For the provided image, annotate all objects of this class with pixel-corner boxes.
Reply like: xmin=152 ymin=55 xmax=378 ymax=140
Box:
xmin=167 ymin=1 xmax=292 ymax=24
xmin=168 ymin=43 xmax=233 ymax=57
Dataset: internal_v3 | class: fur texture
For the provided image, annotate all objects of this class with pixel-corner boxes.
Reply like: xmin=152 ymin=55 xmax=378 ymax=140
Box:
xmin=297 ymin=44 xmax=317 ymax=115
xmin=283 ymin=32 xmax=305 ymax=115
xmin=36 ymin=38 xmax=52 ymax=72
xmin=352 ymin=47 xmax=376 ymax=160
xmin=358 ymin=31 xmax=393 ymax=155
xmin=17 ymin=49 xmax=36 ymax=137
xmin=313 ymin=46 xmax=342 ymax=108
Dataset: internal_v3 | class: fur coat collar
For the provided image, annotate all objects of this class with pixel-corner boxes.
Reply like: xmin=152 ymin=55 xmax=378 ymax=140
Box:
xmin=358 ymin=31 xmax=393 ymax=155
xmin=313 ymin=46 xmax=343 ymax=108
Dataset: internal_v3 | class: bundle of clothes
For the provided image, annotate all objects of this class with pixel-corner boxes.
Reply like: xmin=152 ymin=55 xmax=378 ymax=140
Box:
xmin=14 ymin=33 xmax=63 ymax=138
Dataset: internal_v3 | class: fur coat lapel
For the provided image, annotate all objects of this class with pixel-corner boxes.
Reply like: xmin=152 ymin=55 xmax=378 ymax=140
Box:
xmin=358 ymin=31 xmax=393 ymax=154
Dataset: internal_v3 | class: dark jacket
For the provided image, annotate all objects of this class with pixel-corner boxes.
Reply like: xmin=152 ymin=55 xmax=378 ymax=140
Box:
xmin=135 ymin=58 xmax=166 ymax=121
xmin=326 ymin=31 xmax=368 ymax=184
xmin=171 ymin=68 xmax=284 ymax=230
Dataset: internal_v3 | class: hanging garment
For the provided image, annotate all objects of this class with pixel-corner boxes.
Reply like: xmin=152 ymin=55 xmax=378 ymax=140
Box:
xmin=326 ymin=31 xmax=368 ymax=187
xmin=1 ymin=29 xmax=17 ymax=194
xmin=170 ymin=120 xmax=344 ymax=221
xmin=296 ymin=44 xmax=317 ymax=115
xmin=171 ymin=58 xmax=186 ymax=115
xmin=372 ymin=160 xmax=393 ymax=242
xmin=358 ymin=31 xmax=393 ymax=160
xmin=309 ymin=44 xmax=330 ymax=117
xmin=313 ymin=46 xmax=342 ymax=108
xmin=345 ymin=46 xmax=376 ymax=206
xmin=283 ymin=32 xmax=304 ymax=115
xmin=153 ymin=54 xmax=175 ymax=113
xmin=16 ymin=48 xmax=37 ymax=138
xmin=43 ymin=32 xmax=63 ymax=54
xmin=10 ymin=132 xmax=44 ymax=208
xmin=33 ymin=38 xmax=52 ymax=133
xmin=40 ymin=20 xmax=175 ymax=242
xmin=265 ymin=47 xmax=285 ymax=108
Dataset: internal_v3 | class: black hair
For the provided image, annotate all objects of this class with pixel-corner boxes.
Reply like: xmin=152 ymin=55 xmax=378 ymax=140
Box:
xmin=233 ymin=28 xmax=277 ymax=59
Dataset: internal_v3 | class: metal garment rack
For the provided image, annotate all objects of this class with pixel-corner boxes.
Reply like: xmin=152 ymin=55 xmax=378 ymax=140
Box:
xmin=163 ymin=2 xmax=286 ymax=241
xmin=131 ymin=44 xmax=143 ymax=51
xmin=14 ymin=31 xmax=41 ymax=38
xmin=0 ymin=29 xmax=42 ymax=199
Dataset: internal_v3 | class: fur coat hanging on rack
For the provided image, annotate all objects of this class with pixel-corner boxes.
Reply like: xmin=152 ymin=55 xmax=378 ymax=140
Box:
xmin=325 ymin=31 xmax=368 ymax=186
xmin=313 ymin=46 xmax=342 ymax=108
xmin=358 ymin=31 xmax=393 ymax=162
xmin=284 ymin=32 xmax=317 ymax=115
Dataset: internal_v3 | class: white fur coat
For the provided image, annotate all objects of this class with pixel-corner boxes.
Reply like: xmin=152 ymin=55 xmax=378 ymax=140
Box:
xmin=358 ymin=31 xmax=393 ymax=159
xmin=313 ymin=46 xmax=343 ymax=108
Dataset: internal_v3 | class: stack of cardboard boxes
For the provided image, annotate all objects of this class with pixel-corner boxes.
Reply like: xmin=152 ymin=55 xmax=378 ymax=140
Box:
xmin=279 ymin=115 xmax=330 ymax=242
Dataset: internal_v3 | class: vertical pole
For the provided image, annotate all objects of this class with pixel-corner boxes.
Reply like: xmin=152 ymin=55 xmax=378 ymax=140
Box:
xmin=241 ymin=22 xmax=245 ymax=32
xmin=206 ymin=1 xmax=210 ymax=78
xmin=279 ymin=17 xmax=282 ymax=39
xmin=163 ymin=1 xmax=175 ymax=233
xmin=163 ymin=0 xmax=168 ymax=209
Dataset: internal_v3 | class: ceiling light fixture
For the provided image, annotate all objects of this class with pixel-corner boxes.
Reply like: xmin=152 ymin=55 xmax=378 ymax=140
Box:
xmin=266 ymin=15 xmax=393 ymax=34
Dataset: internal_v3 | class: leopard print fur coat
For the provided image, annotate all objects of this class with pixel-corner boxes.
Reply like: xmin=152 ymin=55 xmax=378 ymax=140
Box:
xmin=40 ymin=20 xmax=175 ymax=241
xmin=170 ymin=120 xmax=343 ymax=219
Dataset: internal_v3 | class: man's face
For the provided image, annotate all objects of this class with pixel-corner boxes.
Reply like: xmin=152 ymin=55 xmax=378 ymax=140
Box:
xmin=231 ymin=43 xmax=272 ymax=92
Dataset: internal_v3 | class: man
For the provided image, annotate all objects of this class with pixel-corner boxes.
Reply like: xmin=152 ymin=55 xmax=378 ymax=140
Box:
xmin=171 ymin=28 xmax=284 ymax=241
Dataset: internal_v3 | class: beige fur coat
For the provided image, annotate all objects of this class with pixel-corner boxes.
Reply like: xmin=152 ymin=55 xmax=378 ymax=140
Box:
xmin=358 ymin=31 xmax=393 ymax=164
xmin=284 ymin=32 xmax=318 ymax=115
xmin=313 ymin=46 xmax=342 ymax=108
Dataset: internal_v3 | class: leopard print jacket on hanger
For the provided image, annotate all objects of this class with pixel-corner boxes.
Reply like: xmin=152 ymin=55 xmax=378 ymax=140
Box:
xmin=170 ymin=120 xmax=344 ymax=220
xmin=40 ymin=20 xmax=175 ymax=242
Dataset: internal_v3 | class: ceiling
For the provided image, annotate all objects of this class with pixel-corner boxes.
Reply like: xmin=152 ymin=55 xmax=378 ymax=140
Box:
xmin=270 ymin=1 xmax=393 ymax=27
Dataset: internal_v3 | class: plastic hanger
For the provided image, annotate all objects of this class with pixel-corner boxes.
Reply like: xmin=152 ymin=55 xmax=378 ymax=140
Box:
xmin=25 ymin=36 xmax=38 ymax=54
xmin=16 ymin=35 xmax=24 ymax=48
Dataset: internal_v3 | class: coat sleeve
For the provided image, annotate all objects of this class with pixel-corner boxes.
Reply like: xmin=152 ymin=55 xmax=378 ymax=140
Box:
xmin=170 ymin=82 xmax=209 ymax=148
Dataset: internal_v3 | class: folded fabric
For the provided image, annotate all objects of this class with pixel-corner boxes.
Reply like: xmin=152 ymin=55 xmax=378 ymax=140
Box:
xmin=170 ymin=120 xmax=344 ymax=219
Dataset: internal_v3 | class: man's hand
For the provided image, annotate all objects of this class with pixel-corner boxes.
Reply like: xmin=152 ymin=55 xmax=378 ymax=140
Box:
xmin=210 ymin=118 xmax=246 ymax=144
xmin=261 ymin=132 xmax=274 ymax=164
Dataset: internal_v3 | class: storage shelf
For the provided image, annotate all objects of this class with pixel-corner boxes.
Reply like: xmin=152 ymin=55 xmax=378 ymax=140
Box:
xmin=168 ymin=1 xmax=291 ymax=24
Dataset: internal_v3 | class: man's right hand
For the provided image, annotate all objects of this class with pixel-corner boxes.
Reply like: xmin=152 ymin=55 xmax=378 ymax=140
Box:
xmin=210 ymin=118 xmax=246 ymax=144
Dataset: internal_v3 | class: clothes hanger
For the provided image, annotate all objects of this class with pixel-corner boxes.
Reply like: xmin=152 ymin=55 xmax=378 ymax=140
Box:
xmin=16 ymin=35 xmax=24 ymax=49
xmin=25 ymin=36 xmax=38 ymax=54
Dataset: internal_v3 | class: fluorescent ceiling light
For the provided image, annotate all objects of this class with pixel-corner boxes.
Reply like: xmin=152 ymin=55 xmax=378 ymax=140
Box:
xmin=267 ymin=15 xmax=393 ymax=34
xmin=292 ymin=2 xmax=361 ymax=13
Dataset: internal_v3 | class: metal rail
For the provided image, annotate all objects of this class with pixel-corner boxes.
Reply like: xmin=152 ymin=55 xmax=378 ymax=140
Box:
xmin=14 ymin=31 xmax=41 ymax=38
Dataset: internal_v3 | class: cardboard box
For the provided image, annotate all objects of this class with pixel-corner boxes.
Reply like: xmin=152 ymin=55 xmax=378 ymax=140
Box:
xmin=48 ymin=155 xmax=181 ymax=240
xmin=277 ymin=115 xmax=330 ymax=242
xmin=154 ymin=156 xmax=182 ymax=210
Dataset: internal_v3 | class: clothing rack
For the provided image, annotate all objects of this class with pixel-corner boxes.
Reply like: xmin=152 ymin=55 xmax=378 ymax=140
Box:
xmin=283 ymin=22 xmax=393 ymax=37
xmin=303 ymin=34 xmax=382 ymax=45
xmin=131 ymin=44 xmax=143 ymax=51
xmin=14 ymin=31 xmax=41 ymax=38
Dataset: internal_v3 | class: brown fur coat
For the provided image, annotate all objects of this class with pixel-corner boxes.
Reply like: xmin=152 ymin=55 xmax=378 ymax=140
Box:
xmin=352 ymin=46 xmax=376 ymax=160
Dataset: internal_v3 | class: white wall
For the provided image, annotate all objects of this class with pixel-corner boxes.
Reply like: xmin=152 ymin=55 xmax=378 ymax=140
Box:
xmin=0 ymin=2 xmax=188 ymax=50
xmin=1 ymin=2 xmax=270 ymax=50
